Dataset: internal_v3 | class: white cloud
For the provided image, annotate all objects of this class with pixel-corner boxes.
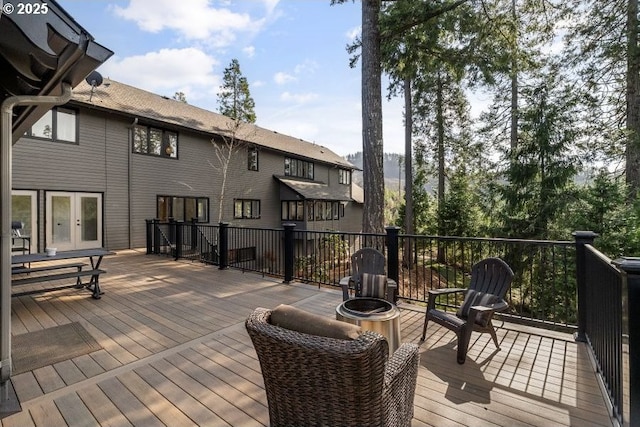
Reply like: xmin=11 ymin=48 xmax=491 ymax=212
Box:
xmin=293 ymin=60 xmax=318 ymax=76
xmin=99 ymin=48 xmax=220 ymax=101
xmin=243 ymin=46 xmax=256 ymax=58
xmin=346 ymin=26 xmax=361 ymax=42
xmin=280 ymin=92 xmax=319 ymax=104
xmin=274 ymin=72 xmax=296 ymax=85
xmin=112 ymin=0 xmax=255 ymax=45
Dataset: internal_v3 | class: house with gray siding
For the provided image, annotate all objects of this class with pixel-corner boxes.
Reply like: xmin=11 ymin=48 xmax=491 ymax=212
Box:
xmin=11 ymin=79 xmax=363 ymax=254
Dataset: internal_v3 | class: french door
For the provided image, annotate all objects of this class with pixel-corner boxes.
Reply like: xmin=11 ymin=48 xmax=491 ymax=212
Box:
xmin=46 ymin=192 xmax=102 ymax=251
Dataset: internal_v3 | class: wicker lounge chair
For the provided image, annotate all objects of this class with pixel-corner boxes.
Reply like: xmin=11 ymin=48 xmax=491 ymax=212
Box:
xmin=421 ymin=257 xmax=514 ymax=364
xmin=340 ymin=247 xmax=397 ymax=302
xmin=246 ymin=305 xmax=419 ymax=427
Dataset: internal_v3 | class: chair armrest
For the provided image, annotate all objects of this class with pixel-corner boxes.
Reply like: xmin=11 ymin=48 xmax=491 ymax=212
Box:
xmin=427 ymin=287 xmax=466 ymax=310
xmin=470 ymin=299 xmax=508 ymax=313
xmin=428 ymin=287 xmax=466 ymax=296
xmin=340 ymin=276 xmax=353 ymax=301
xmin=384 ymin=343 xmax=419 ymax=426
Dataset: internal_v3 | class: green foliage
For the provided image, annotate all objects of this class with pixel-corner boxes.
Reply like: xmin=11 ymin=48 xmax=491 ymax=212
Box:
xmin=218 ymin=59 xmax=256 ymax=123
xmin=440 ymin=167 xmax=479 ymax=237
xmin=498 ymin=74 xmax=580 ymax=240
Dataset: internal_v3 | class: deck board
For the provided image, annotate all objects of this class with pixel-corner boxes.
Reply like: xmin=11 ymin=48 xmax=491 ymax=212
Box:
xmin=1 ymin=250 xmax=617 ymax=427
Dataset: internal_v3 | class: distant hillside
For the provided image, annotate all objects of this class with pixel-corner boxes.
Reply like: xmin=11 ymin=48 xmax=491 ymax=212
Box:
xmin=345 ymin=152 xmax=404 ymax=188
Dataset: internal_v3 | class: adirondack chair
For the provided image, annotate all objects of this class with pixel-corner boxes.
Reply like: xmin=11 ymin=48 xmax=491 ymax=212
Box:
xmin=421 ymin=257 xmax=514 ymax=364
xmin=339 ymin=248 xmax=397 ymax=302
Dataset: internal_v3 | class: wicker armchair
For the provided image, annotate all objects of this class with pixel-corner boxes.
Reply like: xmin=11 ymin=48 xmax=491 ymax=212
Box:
xmin=246 ymin=306 xmax=420 ymax=427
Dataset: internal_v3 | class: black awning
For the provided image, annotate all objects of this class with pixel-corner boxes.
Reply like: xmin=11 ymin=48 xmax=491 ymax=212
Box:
xmin=0 ymin=0 xmax=113 ymax=141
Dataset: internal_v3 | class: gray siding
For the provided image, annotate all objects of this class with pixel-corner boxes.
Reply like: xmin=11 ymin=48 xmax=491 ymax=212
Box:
xmin=13 ymin=105 xmax=363 ymax=251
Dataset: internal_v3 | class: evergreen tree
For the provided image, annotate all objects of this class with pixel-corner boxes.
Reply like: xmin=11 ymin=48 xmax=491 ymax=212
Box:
xmin=213 ymin=59 xmax=257 ymax=223
xmin=218 ymin=59 xmax=256 ymax=123
xmin=173 ymin=92 xmax=187 ymax=103
xmin=499 ymin=73 xmax=580 ymax=239
xmin=564 ymin=0 xmax=639 ymax=198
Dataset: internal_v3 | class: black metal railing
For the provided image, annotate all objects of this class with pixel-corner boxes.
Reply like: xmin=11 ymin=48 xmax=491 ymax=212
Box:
xmin=577 ymin=242 xmax=623 ymax=424
xmin=146 ymin=220 xmax=574 ymax=327
xmin=146 ymin=219 xmax=639 ymax=425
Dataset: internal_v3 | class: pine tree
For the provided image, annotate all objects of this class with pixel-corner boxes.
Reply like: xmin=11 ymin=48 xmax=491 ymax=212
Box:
xmin=218 ymin=59 xmax=256 ymax=123
xmin=213 ymin=59 xmax=257 ymax=223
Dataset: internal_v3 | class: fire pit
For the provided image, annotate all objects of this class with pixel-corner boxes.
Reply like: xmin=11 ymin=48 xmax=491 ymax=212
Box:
xmin=336 ymin=297 xmax=401 ymax=354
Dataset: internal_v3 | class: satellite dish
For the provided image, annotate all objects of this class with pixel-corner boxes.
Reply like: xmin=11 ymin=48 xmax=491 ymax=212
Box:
xmin=85 ymin=71 xmax=103 ymax=87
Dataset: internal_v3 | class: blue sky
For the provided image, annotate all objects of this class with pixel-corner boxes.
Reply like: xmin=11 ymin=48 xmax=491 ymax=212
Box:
xmin=58 ymin=0 xmax=406 ymax=156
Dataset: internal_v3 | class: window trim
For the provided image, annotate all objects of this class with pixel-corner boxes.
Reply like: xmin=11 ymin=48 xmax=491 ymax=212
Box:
xmin=234 ymin=199 xmax=261 ymax=219
xmin=281 ymin=200 xmax=305 ymax=221
xmin=27 ymin=107 xmax=79 ymax=144
xmin=248 ymin=147 xmax=259 ymax=171
xmin=284 ymin=157 xmax=314 ymax=179
xmin=157 ymin=195 xmax=209 ymax=222
xmin=133 ymin=125 xmax=179 ymax=159
xmin=339 ymin=168 xmax=351 ymax=185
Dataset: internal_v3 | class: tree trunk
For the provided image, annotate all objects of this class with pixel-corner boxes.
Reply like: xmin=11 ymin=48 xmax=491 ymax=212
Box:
xmin=436 ymin=71 xmax=446 ymax=263
xmin=510 ymin=0 xmax=518 ymax=154
xmin=361 ymin=0 xmax=385 ymax=236
xmin=626 ymin=0 xmax=640 ymax=200
xmin=403 ymin=76 xmax=414 ymax=267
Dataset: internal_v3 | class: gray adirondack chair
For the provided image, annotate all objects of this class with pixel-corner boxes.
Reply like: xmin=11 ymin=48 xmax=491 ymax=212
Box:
xmin=421 ymin=257 xmax=514 ymax=364
xmin=340 ymin=248 xmax=397 ymax=302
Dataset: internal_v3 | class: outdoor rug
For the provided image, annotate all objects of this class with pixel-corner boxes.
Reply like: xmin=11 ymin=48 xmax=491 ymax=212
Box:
xmin=12 ymin=322 xmax=101 ymax=374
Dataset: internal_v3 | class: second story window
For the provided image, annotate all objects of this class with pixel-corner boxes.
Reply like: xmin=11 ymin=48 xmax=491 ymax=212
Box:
xmin=133 ymin=125 xmax=178 ymax=158
xmin=339 ymin=169 xmax=351 ymax=185
xmin=27 ymin=107 xmax=77 ymax=143
xmin=285 ymin=157 xmax=314 ymax=179
xmin=248 ymin=147 xmax=259 ymax=171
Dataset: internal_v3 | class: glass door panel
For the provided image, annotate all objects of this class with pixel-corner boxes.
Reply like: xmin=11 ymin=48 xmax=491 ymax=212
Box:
xmin=47 ymin=192 xmax=102 ymax=251
xmin=11 ymin=190 xmax=36 ymax=254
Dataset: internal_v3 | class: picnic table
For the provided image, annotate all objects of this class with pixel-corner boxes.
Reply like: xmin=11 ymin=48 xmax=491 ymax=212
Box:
xmin=11 ymin=248 xmax=114 ymax=299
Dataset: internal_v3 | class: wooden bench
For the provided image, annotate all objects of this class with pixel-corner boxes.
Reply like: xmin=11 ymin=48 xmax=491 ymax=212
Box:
xmin=12 ymin=263 xmax=106 ymax=298
xmin=11 ymin=262 xmax=86 ymax=275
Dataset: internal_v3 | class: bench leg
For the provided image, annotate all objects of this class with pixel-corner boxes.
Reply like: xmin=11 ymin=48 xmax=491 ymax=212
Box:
xmin=89 ymin=276 xmax=104 ymax=299
xmin=75 ymin=266 xmax=84 ymax=288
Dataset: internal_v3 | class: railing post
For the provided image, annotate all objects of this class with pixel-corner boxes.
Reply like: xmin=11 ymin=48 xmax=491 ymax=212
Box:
xmin=219 ymin=222 xmax=229 ymax=270
xmin=573 ymin=231 xmax=598 ymax=342
xmin=283 ymin=223 xmax=296 ymax=283
xmin=145 ymin=219 xmax=153 ymax=254
xmin=174 ymin=221 xmax=183 ymax=260
xmin=153 ymin=219 xmax=160 ymax=255
xmin=613 ymin=257 xmax=640 ymax=426
xmin=386 ymin=226 xmax=400 ymax=302
xmin=190 ymin=218 xmax=198 ymax=250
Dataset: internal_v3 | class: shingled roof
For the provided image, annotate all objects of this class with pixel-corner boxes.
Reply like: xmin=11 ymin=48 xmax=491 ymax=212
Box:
xmin=70 ymin=79 xmax=355 ymax=169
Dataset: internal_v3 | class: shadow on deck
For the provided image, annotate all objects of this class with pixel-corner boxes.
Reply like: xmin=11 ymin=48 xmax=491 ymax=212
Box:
xmin=1 ymin=250 xmax=615 ymax=427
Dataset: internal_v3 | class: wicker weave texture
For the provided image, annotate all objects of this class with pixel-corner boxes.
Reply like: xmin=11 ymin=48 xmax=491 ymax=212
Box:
xmin=246 ymin=307 xmax=419 ymax=427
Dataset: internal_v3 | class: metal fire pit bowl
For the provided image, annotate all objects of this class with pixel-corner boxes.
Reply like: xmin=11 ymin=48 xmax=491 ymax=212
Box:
xmin=336 ymin=297 xmax=401 ymax=354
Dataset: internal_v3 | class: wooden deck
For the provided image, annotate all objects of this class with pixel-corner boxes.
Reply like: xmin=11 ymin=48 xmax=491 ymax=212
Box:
xmin=1 ymin=250 xmax=615 ymax=427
